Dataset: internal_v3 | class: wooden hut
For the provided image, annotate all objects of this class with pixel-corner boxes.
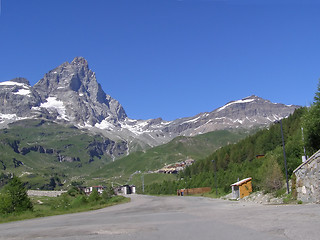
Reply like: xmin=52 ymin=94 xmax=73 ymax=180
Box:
xmin=231 ymin=177 xmax=252 ymax=199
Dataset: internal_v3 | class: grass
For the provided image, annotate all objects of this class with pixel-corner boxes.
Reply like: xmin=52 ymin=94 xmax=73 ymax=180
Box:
xmin=0 ymin=119 xmax=251 ymax=189
xmin=92 ymin=129 xmax=250 ymax=180
xmin=0 ymin=194 xmax=130 ymax=224
xmin=0 ymin=119 xmax=114 ymax=189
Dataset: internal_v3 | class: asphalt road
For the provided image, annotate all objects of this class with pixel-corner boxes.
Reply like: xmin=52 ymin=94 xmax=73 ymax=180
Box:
xmin=0 ymin=194 xmax=319 ymax=240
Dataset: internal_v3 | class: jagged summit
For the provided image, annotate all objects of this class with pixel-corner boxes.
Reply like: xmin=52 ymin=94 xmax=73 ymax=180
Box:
xmin=71 ymin=56 xmax=89 ymax=67
xmin=10 ymin=77 xmax=30 ymax=85
xmin=32 ymin=57 xmax=126 ymax=126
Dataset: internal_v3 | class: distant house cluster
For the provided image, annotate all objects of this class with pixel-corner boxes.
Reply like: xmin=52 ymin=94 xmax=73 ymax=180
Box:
xmin=155 ymin=159 xmax=195 ymax=174
xmin=82 ymin=185 xmax=136 ymax=195
xmin=83 ymin=186 xmax=105 ymax=195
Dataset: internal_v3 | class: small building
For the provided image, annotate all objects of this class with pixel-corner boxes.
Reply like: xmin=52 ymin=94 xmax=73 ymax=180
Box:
xmin=230 ymin=177 xmax=252 ymax=199
xmin=83 ymin=185 xmax=105 ymax=195
xmin=115 ymin=185 xmax=136 ymax=195
xmin=293 ymin=149 xmax=320 ymax=203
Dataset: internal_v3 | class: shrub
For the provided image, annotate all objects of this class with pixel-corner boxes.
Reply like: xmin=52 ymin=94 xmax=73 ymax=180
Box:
xmin=71 ymin=195 xmax=87 ymax=208
xmin=101 ymin=186 xmax=114 ymax=202
xmin=0 ymin=176 xmax=33 ymax=214
xmin=0 ymin=193 xmax=12 ymax=214
xmin=261 ymin=156 xmax=284 ymax=192
xmin=67 ymin=186 xmax=83 ymax=197
xmin=50 ymin=193 xmax=71 ymax=210
xmin=88 ymin=189 xmax=100 ymax=202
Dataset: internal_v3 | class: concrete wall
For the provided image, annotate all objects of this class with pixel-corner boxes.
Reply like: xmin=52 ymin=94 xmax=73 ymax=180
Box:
xmin=294 ymin=151 xmax=320 ymax=203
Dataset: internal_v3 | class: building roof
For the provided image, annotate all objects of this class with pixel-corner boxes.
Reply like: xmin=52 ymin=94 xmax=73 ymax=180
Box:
xmin=293 ymin=149 xmax=320 ymax=173
xmin=230 ymin=177 xmax=252 ymax=186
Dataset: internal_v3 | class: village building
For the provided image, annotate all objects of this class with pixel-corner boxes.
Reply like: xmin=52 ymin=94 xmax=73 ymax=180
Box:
xmin=230 ymin=177 xmax=252 ymax=199
xmin=157 ymin=159 xmax=195 ymax=174
xmin=293 ymin=149 xmax=320 ymax=203
xmin=83 ymin=185 xmax=105 ymax=195
xmin=114 ymin=185 xmax=136 ymax=195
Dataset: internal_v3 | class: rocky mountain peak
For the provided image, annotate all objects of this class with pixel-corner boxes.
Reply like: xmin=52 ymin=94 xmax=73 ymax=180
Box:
xmin=10 ymin=77 xmax=30 ymax=86
xmin=31 ymin=57 xmax=126 ymax=126
xmin=71 ymin=56 xmax=89 ymax=67
xmin=34 ymin=57 xmax=93 ymax=98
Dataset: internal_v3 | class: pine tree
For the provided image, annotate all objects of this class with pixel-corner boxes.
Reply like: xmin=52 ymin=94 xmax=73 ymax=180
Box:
xmin=0 ymin=176 xmax=33 ymax=214
xmin=303 ymin=80 xmax=320 ymax=153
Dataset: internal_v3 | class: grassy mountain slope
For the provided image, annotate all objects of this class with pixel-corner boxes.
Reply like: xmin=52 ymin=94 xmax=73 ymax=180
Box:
xmin=92 ymin=129 xmax=252 ymax=181
xmin=0 ymin=119 xmax=117 ymax=189
xmin=0 ymin=118 xmax=252 ymax=189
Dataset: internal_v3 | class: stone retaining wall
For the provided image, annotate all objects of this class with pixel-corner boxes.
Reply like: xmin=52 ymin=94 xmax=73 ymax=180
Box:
xmin=27 ymin=190 xmax=67 ymax=197
xmin=294 ymin=150 xmax=320 ymax=203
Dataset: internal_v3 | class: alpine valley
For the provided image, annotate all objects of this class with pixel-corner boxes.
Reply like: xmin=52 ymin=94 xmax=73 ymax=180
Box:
xmin=0 ymin=57 xmax=300 ymax=188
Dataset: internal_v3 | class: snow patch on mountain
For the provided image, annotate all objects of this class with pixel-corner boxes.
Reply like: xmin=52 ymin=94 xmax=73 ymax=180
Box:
xmin=14 ymin=88 xmax=31 ymax=96
xmin=95 ymin=119 xmax=116 ymax=130
xmin=217 ymin=98 xmax=255 ymax=112
xmin=40 ymin=97 xmax=68 ymax=120
xmin=0 ymin=81 xmax=28 ymax=87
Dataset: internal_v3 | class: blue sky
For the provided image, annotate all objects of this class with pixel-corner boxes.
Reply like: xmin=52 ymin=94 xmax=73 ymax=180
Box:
xmin=0 ymin=0 xmax=319 ymax=121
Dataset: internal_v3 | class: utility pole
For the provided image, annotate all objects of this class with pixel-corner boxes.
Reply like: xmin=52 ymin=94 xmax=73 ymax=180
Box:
xmin=279 ymin=119 xmax=290 ymax=194
xmin=212 ymin=160 xmax=218 ymax=196
xmin=141 ymin=174 xmax=144 ymax=193
xmin=301 ymin=127 xmax=307 ymax=162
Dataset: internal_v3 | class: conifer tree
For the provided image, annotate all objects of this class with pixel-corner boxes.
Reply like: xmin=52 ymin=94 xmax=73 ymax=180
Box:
xmin=0 ymin=176 xmax=33 ymax=214
xmin=303 ymin=80 xmax=320 ymax=153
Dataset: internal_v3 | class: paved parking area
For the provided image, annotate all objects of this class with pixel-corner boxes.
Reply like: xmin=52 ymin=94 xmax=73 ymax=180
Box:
xmin=0 ymin=194 xmax=319 ymax=240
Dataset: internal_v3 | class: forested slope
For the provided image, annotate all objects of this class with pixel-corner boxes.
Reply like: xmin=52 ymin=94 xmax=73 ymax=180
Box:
xmin=145 ymin=107 xmax=307 ymax=194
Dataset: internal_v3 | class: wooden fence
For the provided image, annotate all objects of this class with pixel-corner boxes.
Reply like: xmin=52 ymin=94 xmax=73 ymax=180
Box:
xmin=177 ymin=187 xmax=211 ymax=196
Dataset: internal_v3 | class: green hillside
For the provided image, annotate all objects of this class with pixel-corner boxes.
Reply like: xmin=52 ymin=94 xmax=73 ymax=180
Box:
xmin=0 ymin=119 xmax=119 ymax=189
xmin=0 ymin=119 xmax=251 ymax=189
xmin=92 ymin=129 xmax=251 ymax=182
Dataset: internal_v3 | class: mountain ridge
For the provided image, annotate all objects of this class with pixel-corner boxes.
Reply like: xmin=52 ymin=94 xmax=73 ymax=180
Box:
xmin=0 ymin=57 xmax=300 ymax=157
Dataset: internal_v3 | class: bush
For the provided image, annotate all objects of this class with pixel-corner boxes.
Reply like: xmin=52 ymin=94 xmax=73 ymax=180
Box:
xmin=0 ymin=193 xmax=13 ymax=214
xmin=71 ymin=195 xmax=87 ymax=208
xmin=50 ymin=193 xmax=71 ymax=210
xmin=67 ymin=186 xmax=83 ymax=197
xmin=260 ymin=156 xmax=284 ymax=192
xmin=88 ymin=189 xmax=100 ymax=203
xmin=0 ymin=176 xmax=33 ymax=214
xmin=101 ymin=186 xmax=114 ymax=202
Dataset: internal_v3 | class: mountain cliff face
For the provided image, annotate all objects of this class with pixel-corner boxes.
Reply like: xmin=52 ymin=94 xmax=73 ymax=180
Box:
xmin=0 ymin=57 xmax=300 ymax=156
xmin=33 ymin=57 xmax=126 ymax=126
xmin=0 ymin=77 xmax=41 ymax=119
